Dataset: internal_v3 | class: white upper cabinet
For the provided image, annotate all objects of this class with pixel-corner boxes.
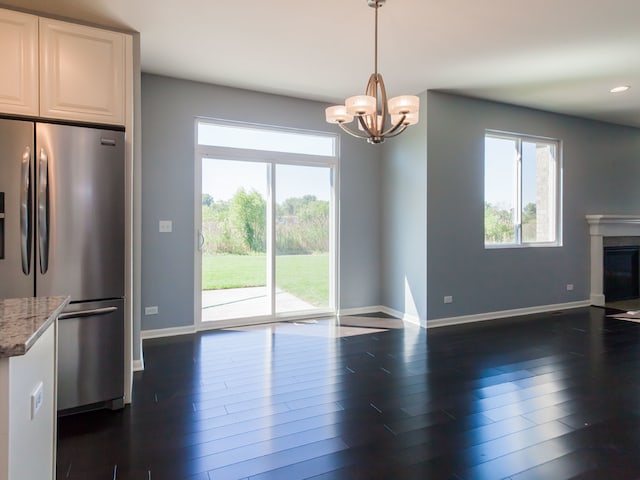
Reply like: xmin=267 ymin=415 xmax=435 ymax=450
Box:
xmin=0 ymin=9 xmax=39 ymax=116
xmin=39 ymin=18 xmax=126 ymax=125
xmin=0 ymin=8 xmax=128 ymax=126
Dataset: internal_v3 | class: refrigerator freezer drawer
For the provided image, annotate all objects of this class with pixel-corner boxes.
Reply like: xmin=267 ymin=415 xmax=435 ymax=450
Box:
xmin=57 ymin=299 xmax=124 ymax=411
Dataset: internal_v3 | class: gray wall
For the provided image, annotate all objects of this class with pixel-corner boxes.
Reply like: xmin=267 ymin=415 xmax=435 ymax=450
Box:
xmin=139 ymin=74 xmax=382 ymax=358
xmin=381 ymin=93 xmax=428 ymax=324
xmin=425 ymin=91 xmax=640 ymax=320
xmin=140 ymin=76 xmax=640 ymax=359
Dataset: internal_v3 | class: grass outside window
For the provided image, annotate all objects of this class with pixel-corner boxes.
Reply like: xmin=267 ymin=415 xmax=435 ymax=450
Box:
xmin=202 ymin=254 xmax=329 ymax=307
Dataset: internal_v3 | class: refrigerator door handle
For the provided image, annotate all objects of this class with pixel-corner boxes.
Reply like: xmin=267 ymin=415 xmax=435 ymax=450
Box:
xmin=38 ymin=148 xmax=49 ymax=274
xmin=58 ymin=306 xmax=118 ymax=320
xmin=20 ymin=146 xmax=32 ymax=275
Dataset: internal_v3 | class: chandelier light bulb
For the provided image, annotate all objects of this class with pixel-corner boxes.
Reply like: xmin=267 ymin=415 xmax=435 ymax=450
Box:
xmin=325 ymin=105 xmax=354 ymax=124
xmin=388 ymin=95 xmax=420 ymax=115
xmin=358 ymin=114 xmax=384 ymax=132
xmin=392 ymin=112 xmax=419 ymax=126
xmin=346 ymin=95 xmax=377 ymax=116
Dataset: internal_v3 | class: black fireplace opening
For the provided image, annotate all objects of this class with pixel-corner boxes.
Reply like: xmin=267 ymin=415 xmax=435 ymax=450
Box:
xmin=604 ymin=246 xmax=640 ymax=302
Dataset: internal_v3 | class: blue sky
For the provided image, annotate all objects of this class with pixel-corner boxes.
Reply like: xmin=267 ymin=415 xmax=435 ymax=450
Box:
xmin=484 ymin=136 xmax=539 ymax=208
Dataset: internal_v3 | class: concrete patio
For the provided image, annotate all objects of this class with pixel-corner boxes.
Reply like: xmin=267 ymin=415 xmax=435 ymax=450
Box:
xmin=202 ymin=286 xmax=314 ymax=321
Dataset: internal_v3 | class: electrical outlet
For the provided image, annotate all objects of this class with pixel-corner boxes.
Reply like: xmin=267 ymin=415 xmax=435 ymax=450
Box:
xmin=444 ymin=295 xmax=453 ymax=304
xmin=566 ymin=284 xmax=574 ymax=291
xmin=31 ymin=382 xmax=44 ymax=420
xmin=159 ymin=220 xmax=172 ymax=233
xmin=145 ymin=306 xmax=159 ymax=315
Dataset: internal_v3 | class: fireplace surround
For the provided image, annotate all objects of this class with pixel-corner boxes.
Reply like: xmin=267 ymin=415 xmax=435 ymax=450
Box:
xmin=587 ymin=215 xmax=640 ymax=305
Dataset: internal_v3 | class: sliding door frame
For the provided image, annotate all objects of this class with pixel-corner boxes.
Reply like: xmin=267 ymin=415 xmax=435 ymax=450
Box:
xmin=194 ymin=119 xmax=340 ymax=331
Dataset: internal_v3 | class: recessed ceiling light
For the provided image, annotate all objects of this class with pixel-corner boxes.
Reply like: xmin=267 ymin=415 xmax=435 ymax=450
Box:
xmin=610 ymin=85 xmax=630 ymax=93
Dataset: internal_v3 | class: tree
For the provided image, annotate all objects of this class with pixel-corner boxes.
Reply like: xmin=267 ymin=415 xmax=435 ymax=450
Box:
xmin=299 ymin=200 xmax=329 ymax=221
xmin=522 ymin=202 xmax=536 ymax=224
xmin=229 ymin=188 xmax=266 ymax=253
xmin=521 ymin=202 xmax=537 ymax=242
xmin=202 ymin=193 xmax=213 ymax=207
xmin=484 ymin=202 xmax=514 ymax=243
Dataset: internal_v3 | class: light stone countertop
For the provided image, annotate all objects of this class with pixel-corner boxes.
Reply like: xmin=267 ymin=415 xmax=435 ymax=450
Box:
xmin=0 ymin=296 xmax=70 ymax=358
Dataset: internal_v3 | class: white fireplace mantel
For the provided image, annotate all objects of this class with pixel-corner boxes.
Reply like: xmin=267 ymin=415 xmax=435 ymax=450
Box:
xmin=587 ymin=214 xmax=640 ymax=305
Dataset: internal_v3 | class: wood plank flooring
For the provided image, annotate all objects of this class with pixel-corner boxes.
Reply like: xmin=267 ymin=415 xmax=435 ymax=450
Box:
xmin=57 ymin=307 xmax=640 ymax=479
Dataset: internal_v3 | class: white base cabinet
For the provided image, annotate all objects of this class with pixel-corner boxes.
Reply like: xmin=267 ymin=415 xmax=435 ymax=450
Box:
xmin=0 ymin=322 xmax=57 ymax=480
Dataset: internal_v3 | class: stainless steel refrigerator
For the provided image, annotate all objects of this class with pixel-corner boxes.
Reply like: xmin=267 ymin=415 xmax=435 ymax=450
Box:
xmin=0 ymin=118 xmax=125 ymax=413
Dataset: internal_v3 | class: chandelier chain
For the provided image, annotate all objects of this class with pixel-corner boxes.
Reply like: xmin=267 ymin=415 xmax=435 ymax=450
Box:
xmin=374 ymin=2 xmax=378 ymax=77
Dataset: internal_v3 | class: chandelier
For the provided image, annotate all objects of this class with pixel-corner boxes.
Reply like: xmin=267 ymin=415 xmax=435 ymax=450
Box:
xmin=325 ymin=0 xmax=419 ymax=144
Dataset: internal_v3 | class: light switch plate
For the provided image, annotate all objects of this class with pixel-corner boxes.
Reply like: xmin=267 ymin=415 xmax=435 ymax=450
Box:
xmin=159 ymin=220 xmax=172 ymax=233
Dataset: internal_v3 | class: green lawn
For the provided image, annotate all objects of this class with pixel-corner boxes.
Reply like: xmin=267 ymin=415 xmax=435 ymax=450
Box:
xmin=202 ymin=254 xmax=329 ymax=306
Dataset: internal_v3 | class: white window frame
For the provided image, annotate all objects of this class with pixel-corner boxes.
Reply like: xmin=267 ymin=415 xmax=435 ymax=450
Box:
xmin=484 ymin=130 xmax=562 ymax=249
xmin=194 ymin=118 xmax=340 ymax=330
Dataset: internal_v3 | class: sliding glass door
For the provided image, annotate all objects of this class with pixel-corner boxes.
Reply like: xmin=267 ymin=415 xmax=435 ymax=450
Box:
xmin=275 ymin=164 xmax=332 ymax=314
xmin=200 ymin=159 xmax=269 ymax=322
xmin=195 ymin=120 xmax=338 ymax=327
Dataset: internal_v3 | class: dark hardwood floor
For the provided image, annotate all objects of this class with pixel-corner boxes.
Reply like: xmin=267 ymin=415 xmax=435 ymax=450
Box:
xmin=57 ymin=307 xmax=640 ymax=479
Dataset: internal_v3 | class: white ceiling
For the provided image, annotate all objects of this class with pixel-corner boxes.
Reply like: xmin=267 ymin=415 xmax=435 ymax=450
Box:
xmin=4 ymin=0 xmax=640 ymax=127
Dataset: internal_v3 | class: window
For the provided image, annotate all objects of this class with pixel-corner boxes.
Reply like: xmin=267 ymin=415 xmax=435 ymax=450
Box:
xmin=484 ymin=131 xmax=561 ymax=247
xmin=197 ymin=121 xmax=336 ymax=157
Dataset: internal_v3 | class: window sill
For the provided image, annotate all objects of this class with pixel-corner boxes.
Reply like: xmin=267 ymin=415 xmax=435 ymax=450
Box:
xmin=485 ymin=242 xmax=562 ymax=250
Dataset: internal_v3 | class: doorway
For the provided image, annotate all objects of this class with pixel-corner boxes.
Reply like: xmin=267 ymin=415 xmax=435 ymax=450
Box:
xmin=195 ymin=120 xmax=338 ymax=327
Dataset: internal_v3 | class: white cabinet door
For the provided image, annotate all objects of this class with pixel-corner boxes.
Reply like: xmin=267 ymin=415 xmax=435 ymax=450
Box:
xmin=0 ymin=9 xmax=38 ymax=116
xmin=0 ymin=322 xmax=56 ymax=480
xmin=39 ymin=18 xmax=125 ymax=125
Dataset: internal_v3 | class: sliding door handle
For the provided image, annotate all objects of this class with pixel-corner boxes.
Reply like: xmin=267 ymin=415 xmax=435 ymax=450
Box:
xmin=197 ymin=230 xmax=205 ymax=251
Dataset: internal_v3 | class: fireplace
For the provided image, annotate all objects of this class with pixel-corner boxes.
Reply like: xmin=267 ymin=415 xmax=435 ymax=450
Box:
xmin=587 ymin=215 xmax=640 ymax=305
xmin=604 ymin=246 xmax=640 ymax=302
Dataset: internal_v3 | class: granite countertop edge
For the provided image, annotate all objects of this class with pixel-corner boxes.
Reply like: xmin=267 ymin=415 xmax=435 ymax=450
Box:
xmin=0 ymin=296 xmax=70 ymax=358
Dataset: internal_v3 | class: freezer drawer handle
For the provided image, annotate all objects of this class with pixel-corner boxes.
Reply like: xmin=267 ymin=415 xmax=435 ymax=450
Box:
xmin=100 ymin=138 xmax=117 ymax=146
xmin=20 ymin=146 xmax=32 ymax=274
xmin=58 ymin=306 xmax=118 ymax=320
xmin=38 ymin=148 xmax=49 ymax=274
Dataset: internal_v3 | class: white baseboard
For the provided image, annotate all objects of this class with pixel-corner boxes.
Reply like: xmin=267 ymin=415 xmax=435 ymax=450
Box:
xmin=427 ymin=300 xmax=591 ymax=329
xmin=136 ymin=301 xmax=591 ymax=360
xmin=379 ymin=306 xmax=423 ymax=327
xmin=590 ymin=294 xmax=605 ymax=306
xmin=141 ymin=324 xmax=196 ymax=340
xmin=338 ymin=305 xmax=423 ymax=327
xmin=338 ymin=305 xmax=387 ymax=316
